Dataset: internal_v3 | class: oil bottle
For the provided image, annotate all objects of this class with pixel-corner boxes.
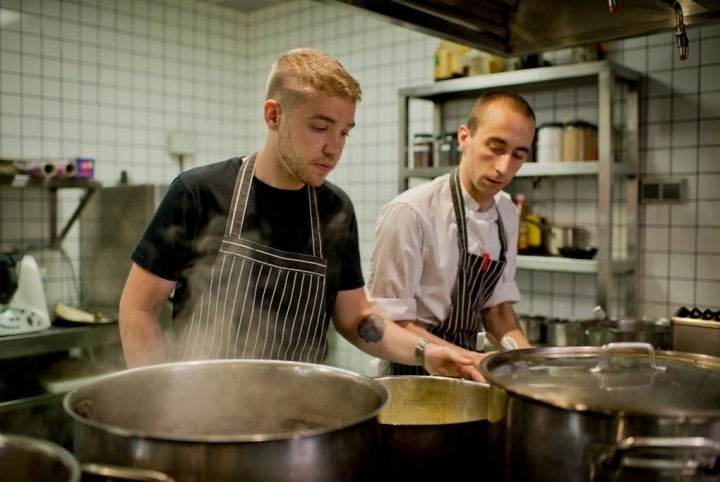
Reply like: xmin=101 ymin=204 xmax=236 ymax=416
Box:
xmin=434 ymin=41 xmax=454 ymax=81
xmin=516 ymin=194 xmax=530 ymax=254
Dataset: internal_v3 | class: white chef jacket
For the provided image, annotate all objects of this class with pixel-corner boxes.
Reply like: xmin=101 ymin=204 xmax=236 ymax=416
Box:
xmin=367 ymin=173 xmax=521 ymax=330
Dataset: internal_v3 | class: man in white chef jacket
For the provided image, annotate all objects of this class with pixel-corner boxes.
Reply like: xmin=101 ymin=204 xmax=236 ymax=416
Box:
xmin=368 ymin=90 xmax=534 ymax=375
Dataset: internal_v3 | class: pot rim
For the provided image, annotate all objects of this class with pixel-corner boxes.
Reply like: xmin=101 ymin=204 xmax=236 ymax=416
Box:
xmin=479 ymin=344 xmax=720 ymax=418
xmin=375 ymin=375 xmax=490 ymax=426
xmin=0 ymin=433 xmax=81 ymax=481
xmin=63 ymin=359 xmax=389 ymax=443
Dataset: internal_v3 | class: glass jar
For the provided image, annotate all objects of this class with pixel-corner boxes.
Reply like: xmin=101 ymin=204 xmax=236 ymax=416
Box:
xmin=437 ymin=132 xmax=458 ymax=166
xmin=412 ymin=133 xmax=434 ymax=168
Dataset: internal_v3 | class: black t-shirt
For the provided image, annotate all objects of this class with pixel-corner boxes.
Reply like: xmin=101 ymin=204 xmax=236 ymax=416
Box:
xmin=131 ymin=156 xmax=365 ymax=323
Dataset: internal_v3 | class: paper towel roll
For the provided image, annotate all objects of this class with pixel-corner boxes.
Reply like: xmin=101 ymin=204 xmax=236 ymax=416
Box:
xmin=53 ymin=160 xmax=78 ymax=179
xmin=18 ymin=160 xmax=57 ymax=178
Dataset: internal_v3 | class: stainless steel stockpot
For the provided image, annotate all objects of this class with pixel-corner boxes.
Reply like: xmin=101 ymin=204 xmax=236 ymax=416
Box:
xmin=64 ymin=360 xmax=389 ymax=482
xmin=479 ymin=343 xmax=720 ymax=482
xmin=0 ymin=433 xmax=80 ymax=482
xmin=375 ymin=376 xmax=489 ymax=481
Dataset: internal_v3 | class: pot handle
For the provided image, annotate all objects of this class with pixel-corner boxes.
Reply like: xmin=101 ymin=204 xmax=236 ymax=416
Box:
xmin=81 ymin=463 xmax=176 ymax=482
xmin=590 ymin=342 xmax=667 ymax=373
xmin=597 ymin=436 xmax=720 ymax=477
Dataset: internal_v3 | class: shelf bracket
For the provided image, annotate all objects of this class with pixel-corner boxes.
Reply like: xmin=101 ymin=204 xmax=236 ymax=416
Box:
xmin=47 ymin=181 xmax=100 ymax=250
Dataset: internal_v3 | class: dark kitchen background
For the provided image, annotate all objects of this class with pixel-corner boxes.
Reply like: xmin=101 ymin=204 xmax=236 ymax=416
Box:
xmin=0 ymin=0 xmax=719 ymax=377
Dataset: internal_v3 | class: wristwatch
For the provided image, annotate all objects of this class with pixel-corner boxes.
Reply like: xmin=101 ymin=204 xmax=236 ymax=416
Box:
xmin=414 ymin=338 xmax=434 ymax=368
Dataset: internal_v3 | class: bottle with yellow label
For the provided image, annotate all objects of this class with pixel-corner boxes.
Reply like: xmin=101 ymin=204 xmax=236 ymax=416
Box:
xmin=516 ymin=194 xmax=529 ymax=255
xmin=526 ymin=213 xmax=545 ymax=255
xmin=435 ymin=41 xmax=468 ymax=81
xmin=434 ymin=41 xmax=454 ymax=81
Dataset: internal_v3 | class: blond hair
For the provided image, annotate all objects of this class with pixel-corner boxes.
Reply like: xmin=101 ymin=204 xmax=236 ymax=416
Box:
xmin=265 ymin=48 xmax=362 ymax=111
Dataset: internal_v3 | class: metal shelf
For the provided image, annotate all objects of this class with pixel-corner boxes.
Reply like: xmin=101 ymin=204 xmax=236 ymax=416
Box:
xmin=517 ymin=255 xmax=636 ymax=274
xmin=399 ymin=60 xmax=641 ymax=101
xmin=3 ymin=176 xmax=101 ymax=249
xmin=0 ymin=323 xmax=120 ymax=360
xmin=0 ymin=392 xmax=65 ymax=415
xmin=400 ymin=160 xmax=637 ymax=181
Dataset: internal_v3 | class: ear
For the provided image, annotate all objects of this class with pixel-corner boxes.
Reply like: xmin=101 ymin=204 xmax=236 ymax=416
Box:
xmin=264 ymin=99 xmax=281 ymax=130
xmin=457 ymin=125 xmax=470 ymax=149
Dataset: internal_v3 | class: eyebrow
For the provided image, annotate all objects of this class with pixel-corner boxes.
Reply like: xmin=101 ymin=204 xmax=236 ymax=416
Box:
xmin=310 ymin=113 xmax=356 ymax=129
xmin=487 ymin=136 xmax=530 ymax=154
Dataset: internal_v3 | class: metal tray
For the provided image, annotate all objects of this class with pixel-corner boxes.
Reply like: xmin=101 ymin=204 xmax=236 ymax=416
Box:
xmin=52 ymin=306 xmax=117 ymax=327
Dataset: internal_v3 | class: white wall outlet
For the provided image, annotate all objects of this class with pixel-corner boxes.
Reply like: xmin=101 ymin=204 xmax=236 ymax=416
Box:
xmin=167 ymin=131 xmax=197 ymax=156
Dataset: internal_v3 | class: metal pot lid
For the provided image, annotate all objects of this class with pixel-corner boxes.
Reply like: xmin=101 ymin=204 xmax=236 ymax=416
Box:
xmin=479 ymin=342 xmax=720 ymax=417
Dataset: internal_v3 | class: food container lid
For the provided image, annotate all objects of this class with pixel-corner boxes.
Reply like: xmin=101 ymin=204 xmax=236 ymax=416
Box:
xmin=479 ymin=343 xmax=720 ymax=417
xmin=564 ymin=119 xmax=598 ymax=130
xmin=537 ymin=122 xmax=564 ymax=130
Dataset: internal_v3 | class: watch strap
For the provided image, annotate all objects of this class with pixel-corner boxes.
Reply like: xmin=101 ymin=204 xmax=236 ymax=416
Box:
xmin=414 ymin=338 xmax=434 ymax=368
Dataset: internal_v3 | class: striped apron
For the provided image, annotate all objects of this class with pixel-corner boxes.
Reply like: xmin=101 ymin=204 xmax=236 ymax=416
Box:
xmin=170 ymin=154 xmax=329 ymax=362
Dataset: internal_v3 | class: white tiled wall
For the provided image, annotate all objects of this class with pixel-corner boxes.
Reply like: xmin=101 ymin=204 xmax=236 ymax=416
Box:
xmin=1 ymin=0 xmax=719 ymax=375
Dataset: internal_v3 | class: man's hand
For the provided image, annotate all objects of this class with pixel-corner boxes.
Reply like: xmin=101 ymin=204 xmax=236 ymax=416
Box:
xmin=423 ymin=343 xmax=486 ymax=382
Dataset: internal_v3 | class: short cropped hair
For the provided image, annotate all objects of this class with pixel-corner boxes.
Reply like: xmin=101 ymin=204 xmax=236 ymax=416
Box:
xmin=265 ymin=48 xmax=362 ymax=111
xmin=466 ymin=91 xmax=536 ymax=135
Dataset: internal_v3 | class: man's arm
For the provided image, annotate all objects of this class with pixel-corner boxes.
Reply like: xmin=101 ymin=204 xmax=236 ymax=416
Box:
xmin=482 ymin=301 xmax=532 ymax=349
xmin=332 ymin=287 xmax=485 ymax=382
xmin=118 ymin=263 xmax=176 ymax=368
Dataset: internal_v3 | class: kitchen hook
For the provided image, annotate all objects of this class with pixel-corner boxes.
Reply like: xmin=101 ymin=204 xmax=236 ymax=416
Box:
xmin=663 ymin=0 xmax=689 ymax=60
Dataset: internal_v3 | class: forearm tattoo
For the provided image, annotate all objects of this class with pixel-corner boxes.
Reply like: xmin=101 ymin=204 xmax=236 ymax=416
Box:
xmin=358 ymin=313 xmax=386 ymax=343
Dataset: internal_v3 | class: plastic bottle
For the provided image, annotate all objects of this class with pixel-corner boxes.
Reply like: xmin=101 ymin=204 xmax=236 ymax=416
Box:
xmin=434 ymin=41 xmax=454 ymax=81
xmin=516 ymin=194 xmax=529 ymax=254
xmin=526 ymin=212 xmax=544 ymax=254
xmin=464 ymin=49 xmax=490 ymax=76
xmin=452 ymin=44 xmax=469 ymax=78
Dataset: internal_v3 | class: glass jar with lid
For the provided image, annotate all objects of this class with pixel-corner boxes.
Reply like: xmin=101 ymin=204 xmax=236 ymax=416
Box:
xmin=437 ymin=132 xmax=459 ymax=166
xmin=412 ymin=133 xmax=434 ymax=168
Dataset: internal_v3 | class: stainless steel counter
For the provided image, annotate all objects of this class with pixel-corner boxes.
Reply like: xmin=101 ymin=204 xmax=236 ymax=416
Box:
xmin=0 ymin=323 xmax=120 ymax=360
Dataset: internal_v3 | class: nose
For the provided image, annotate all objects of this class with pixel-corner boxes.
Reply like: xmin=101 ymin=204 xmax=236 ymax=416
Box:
xmin=494 ymin=153 xmax=513 ymax=175
xmin=324 ymin=134 xmax=345 ymax=157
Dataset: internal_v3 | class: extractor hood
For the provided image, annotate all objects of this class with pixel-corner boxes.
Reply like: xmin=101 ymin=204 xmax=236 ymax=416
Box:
xmin=313 ymin=0 xmax=720 ymax=58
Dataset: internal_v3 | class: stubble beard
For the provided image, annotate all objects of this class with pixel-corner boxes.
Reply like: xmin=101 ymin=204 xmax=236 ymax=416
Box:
xmin=275 ymin=123 xmax=332 ymax=188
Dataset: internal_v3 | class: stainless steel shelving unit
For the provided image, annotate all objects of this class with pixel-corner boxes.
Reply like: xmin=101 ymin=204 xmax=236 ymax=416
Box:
xmin=398 ymin=60 xmax=641 ymax=314
xmin=4 ymin=176 xmax=101 ymax=249
xmin=0 ymin=177 xmax=118 ymax=429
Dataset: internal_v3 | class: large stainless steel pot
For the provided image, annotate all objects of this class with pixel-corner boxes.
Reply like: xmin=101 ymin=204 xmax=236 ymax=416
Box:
xmin=579 ymin=316 xmax=672 ymax=349
xmin=0 ymin=433 xmax=80 ymax=482
xmin=63 ymin=360 xmax=389 ymax=482
xmin=375 ymin=376 xmax=489 ymax=481
xmin=479 ymin=343 xmax=720 ymax=482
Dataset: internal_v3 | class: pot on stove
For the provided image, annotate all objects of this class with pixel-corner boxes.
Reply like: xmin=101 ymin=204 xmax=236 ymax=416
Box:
xmin=375 ymin=376 xmax=489 ymax=481
xmin=63 ymin=359 xmax=388 ymax=482
xmin=0 ymin=433 xmax=80 ymax=482
xmin=479 ymin=343 xmax=720 ymax=482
